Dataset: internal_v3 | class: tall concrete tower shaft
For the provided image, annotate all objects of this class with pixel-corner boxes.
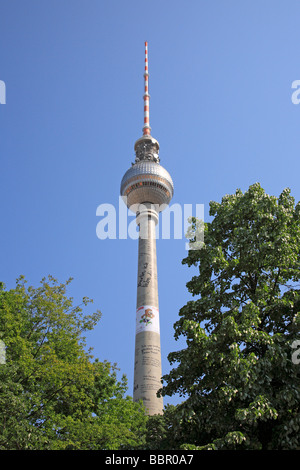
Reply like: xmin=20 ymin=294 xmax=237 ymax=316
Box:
xmin=120 ymin=42 xmax=174 ymax=415
xmin=134 ymin=204 xmax=162 ymax=414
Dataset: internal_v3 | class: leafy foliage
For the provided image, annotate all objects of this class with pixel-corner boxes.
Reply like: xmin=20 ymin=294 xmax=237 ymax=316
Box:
xmin=159 ymin=184 xmax=300 ymax=450
xmin=0 ymin=276 xmax=147 ymax=450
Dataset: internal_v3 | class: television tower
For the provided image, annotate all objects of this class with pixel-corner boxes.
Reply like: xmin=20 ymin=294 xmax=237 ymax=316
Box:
xmin=120 ymin=42 xmax=174 ymax=415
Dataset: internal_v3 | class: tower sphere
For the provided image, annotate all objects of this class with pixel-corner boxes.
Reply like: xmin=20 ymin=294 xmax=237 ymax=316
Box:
xmin=121 ymin=136 xmax=174 ymax=212
xmin=120 ymin=151 xmax=174 ymax=211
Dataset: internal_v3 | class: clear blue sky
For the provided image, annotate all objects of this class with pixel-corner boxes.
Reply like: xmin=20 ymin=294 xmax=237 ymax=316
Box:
xmin=1 ymin=0 xmax=300 ymax=407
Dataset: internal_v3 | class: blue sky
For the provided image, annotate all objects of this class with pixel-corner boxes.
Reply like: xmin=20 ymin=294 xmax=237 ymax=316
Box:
xmin=1 ymin=0 xmax=300 ymax=407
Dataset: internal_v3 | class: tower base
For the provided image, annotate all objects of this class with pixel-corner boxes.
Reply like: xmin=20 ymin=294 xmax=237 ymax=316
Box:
xmin=133 ymin=330 xmax=163 ymax=415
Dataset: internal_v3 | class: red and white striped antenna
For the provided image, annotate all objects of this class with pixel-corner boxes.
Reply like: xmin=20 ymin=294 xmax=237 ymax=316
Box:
xmin=143 ymin=41 xmax=151 ymax=136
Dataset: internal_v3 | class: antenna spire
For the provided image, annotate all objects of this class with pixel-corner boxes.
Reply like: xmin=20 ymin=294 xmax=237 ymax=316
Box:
xmin=143 ymin=41 xmax=151 ymax=136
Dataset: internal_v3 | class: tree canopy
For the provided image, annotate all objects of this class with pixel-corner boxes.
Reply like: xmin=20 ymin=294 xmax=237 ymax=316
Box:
xmin=0 ymin=275 xmax=147 ymax=450
xmin=159 ymin=183 xmax=300 ymax=450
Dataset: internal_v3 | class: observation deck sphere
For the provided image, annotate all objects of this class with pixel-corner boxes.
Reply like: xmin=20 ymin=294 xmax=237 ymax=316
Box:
xmin=120 ymin=161 xmax=174 ymax=210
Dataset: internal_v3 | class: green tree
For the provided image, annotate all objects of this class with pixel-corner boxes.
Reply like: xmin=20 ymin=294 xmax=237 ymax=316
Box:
xmin=0 ymin=276 xmax=147 ymax=450
xmin=160 ymin=184 xmax=300 ymax=450
xmin=145 ymin=403 xmax=202 ymax=450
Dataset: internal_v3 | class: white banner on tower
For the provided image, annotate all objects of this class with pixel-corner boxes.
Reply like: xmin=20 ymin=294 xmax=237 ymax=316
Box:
xmin=136 ymin=305 xmax=160 ymax=334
